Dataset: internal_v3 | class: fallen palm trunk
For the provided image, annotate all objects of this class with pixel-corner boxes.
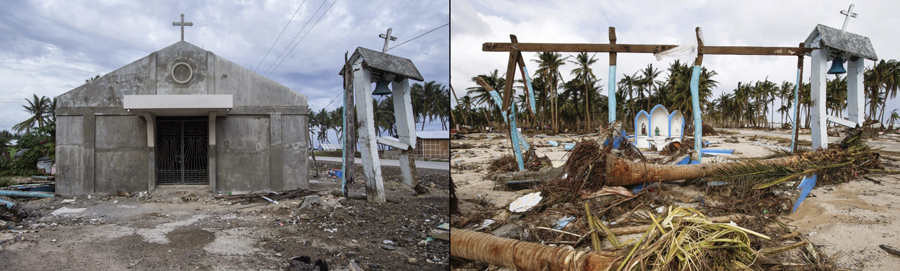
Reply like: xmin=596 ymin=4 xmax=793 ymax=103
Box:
xmin=606 ymin=154 xmax=801 ymax=186
xmin=451 ymin=228 xmax=621 ymax=271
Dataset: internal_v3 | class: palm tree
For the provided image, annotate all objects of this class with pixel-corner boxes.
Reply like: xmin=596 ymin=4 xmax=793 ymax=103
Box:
xmin=569 ymin=52 xmax=599 ymax=131
xmin=533 ymin=52 xmax=568 ymax=134
xmin=637 ymin=64 xmax=663 ymax=111
xmin=329 ymin=108 xmax=343 ymax=142
xmin=466 ymin=70 xmax=505 ymax=108
xmin=373 ymin=98 xmax=395 ymax=138
xmin=316 ymin=108 xmax=331 ymax=145
xmin=889 ymin=109 xmax=900 ymax=131
xmin=826 ymin=75 xmax=848 ymax=118
xmin=13 ymin=94 xmax=52 ymax=134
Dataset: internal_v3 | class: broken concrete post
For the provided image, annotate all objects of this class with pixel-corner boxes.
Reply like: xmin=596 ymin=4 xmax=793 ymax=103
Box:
xmin=451 ymin=228 xmax=620 ymax=271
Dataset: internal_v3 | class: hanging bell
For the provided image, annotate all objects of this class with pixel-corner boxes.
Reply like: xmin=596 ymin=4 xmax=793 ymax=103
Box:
xmin=372 ymin=78 xmax=392 ymax=96
xmin=827 ymin=57 xmax=847 ymax=74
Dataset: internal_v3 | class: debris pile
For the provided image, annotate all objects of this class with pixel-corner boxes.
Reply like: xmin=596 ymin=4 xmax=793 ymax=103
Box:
xmin=452 ymin=124 xmax=897 ymax=270
xmin=215 ymin=188 xmax=319 ymax=205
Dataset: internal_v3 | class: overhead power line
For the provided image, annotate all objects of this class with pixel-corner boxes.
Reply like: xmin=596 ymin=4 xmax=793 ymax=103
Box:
xmin=254 ymin=0 xmax=308 ymax=72
xmin=262 ymin=0 xmax=330 ymax=76
xmin=386 ymin=22 xmax=449 ymax=51
xmin=266 ymin=0 xmax=338 ymax=77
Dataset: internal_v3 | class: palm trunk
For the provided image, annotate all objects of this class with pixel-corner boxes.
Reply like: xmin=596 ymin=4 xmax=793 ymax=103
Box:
xmin=606 ymin=155 xmax=801 ymax=186
xmin=450 ymin=228 xmax=620 ymax=271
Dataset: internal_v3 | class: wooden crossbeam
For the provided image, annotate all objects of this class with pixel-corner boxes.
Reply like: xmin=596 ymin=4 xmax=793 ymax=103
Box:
xmin=483 ymin=43 xmax=814 ymax=56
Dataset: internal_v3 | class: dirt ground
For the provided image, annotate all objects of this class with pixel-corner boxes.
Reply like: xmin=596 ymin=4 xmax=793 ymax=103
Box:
xmin=451 ymin=128 xmax=900 ymax=270
xmin=0 ymin=161 xmax=450 ymax=271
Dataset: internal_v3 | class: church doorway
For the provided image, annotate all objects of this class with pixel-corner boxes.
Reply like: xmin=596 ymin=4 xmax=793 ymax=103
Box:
xmin=156 ymin=117 xmax=209 ymax=185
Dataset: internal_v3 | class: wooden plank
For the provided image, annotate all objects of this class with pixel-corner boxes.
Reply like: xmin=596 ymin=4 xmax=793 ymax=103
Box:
xmin=502 ymin=35 xmax=520 ymax=111
xmin=695 ymin=27 xmax=704 ymax=65
xmin=515 ymin=51 xmax=534 ymax=116
xmin=483 ymin=42 xmax=814 ymax=56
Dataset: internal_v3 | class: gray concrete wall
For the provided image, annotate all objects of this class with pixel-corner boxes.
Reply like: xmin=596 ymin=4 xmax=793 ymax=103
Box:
xmin=213 ymin=56 xmax=306 ymax=108
xmin=57 ymin=53 xmax=155 ymax=109
xmin=55 ymin=116 xmax=84 ymax=196
xmin=216 ymin=116 xmax=271 ymax=192
xmin=281 ymin=114 xmax=308 ymax=189
xmin=94 ymin=116 xmax=148 ymax=193
xmin=156 ymin=42 xmax=210 ymax=95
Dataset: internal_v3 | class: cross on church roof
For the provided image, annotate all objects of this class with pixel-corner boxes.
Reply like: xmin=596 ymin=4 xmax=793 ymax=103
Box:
xmin=172 ymin=13 xmax=193 ymax=41
xmin=379 ymin=28 xmax=397 ymax=53
xmin=840 ymin=4 xmax=857 ymax=31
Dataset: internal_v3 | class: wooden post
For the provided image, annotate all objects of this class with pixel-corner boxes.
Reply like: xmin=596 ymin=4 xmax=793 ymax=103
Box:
xmin=341 ymin=52 xmax=356 ymax=197
xmin=791 ymin=43 xmax=804 ymax=153
xmin=608 ymin=27 xmax=617 ymax=125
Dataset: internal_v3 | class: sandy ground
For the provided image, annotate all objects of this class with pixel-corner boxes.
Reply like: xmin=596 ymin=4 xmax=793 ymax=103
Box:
xmin=0 ymin=161 xmax=450 ymax=271
xmin=452 ymin=128 xmax=900 ymax=270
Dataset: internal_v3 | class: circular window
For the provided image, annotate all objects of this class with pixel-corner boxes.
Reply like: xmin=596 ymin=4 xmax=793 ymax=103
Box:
xmin=171 ymin=62 xmax=193 ymax=84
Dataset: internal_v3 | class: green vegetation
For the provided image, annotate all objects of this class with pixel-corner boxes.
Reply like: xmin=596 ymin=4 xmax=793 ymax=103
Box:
xmin=0 ymin=95 xmax=56 ymax=177
xmin=456 ymin=56 xmax=900 ymax=133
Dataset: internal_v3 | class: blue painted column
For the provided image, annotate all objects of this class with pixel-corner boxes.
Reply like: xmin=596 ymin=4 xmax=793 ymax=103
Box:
xmin=608 ymin=66 xmax=617 ymax=123
xmin=510 ymin=104 xmax=525 ymax=171
xmin=689 ymin=65 xmax=703 ymax=162
xmin=609 ymin=27 xmax=618 ymax=124
xmin=790 ymin=67 xmax=801 ymax=152
xmin=524 ymin=67 xmax=536 ymax=114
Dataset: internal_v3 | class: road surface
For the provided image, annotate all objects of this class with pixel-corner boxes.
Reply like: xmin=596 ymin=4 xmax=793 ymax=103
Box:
xmin=311 ymin=156 xmax=449 ymax=170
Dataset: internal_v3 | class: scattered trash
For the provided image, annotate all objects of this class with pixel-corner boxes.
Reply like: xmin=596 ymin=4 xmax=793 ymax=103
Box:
xmin=508 ymin=192 xmax=542 ymax=213
xmin=61 ymin=199 xmax=75 ymax=203
xmin=581 ymin=186 xmax=634 ymax=199
xmin=260 ymin=196 xmax=279 ymax=205
xmin=809 ymin=231 xmax=818 ymax=237
xmin=215 ymin=188 xmax=318 ymax=205
xmin=51 ymin=207 xmax=86 ymax=216
xmin=547 ymin=140 xmax=559 ymax=147
xmin=472 ymin=219 xmax=495 ymax=231
xmin=563 ymin=143 xmax=576 ymax=151
xmin=792 ymin=174 xmax=817 ymax=212
xmin=323 ymin=228 xmax=337 ymax=233
xmin=553 ymin=216 xmax=575 ymax=230
xmin=436 ymin=222 xmax=449 ymax=230
xmin=429 ymin=228 xmax=450 ymax=241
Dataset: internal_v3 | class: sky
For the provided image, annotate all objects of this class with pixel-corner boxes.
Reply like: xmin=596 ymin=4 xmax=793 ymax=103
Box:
xmin=0 ymin=0 xmax=450 ymax=142
xmin=451 ymin=0 xmax=900 ymax=126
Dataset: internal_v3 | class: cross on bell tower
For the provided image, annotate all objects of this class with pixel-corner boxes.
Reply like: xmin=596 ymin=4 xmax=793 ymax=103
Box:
xmin=172 ymin=13 xmax=193 ymax=41
xmin=840 ymin=4 xmax=858 ymax=31
xmin=379 ymin=28 xmax=397 ymax=53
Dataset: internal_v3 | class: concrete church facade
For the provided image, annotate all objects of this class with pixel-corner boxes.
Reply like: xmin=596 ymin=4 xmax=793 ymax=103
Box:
xmin=55 ymin=41 xmax=309 ymax=196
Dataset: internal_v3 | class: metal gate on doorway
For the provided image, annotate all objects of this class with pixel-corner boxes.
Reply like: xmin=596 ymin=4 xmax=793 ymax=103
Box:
xmin=156 ymin=117 xmax=208 ymax=185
